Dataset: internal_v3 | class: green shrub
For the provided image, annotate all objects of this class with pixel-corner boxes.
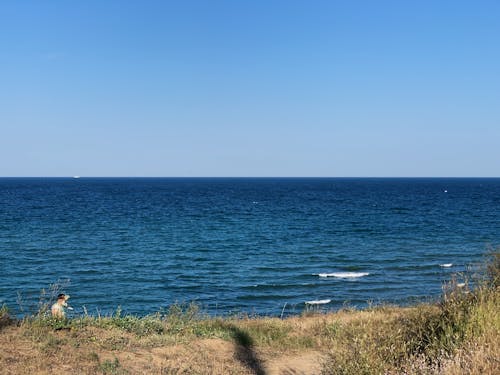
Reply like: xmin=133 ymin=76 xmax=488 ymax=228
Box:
xmin=109 ymin=308 xmax=164 ymax=336
xmin=0 ymin=304 xmax=13 ymax=330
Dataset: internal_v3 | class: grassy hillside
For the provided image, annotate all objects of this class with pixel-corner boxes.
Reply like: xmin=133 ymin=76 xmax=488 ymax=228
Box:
xmin=1 ymin=251 xmax=498 ymax=374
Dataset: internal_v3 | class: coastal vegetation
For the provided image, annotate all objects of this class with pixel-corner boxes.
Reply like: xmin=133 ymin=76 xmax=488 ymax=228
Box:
xmin=0 ymin=251 xmax=498 ymax=374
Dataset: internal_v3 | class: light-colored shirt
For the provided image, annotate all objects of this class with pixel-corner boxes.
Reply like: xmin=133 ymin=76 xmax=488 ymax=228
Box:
xmin=51 ymin=302 xmax=65 ymax=317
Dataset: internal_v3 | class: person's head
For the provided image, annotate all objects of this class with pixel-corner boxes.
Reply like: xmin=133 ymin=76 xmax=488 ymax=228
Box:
xmin=57 ymin=293 xmax=69 ymax=305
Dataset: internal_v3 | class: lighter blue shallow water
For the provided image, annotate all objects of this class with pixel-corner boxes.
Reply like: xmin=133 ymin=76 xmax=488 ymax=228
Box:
xmin=0 ymin=178 xmax=498 ymax=317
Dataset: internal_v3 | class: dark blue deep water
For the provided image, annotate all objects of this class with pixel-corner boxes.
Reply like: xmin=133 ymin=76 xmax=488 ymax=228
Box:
xmin=0 ymin=178 xmax=499 ymax=317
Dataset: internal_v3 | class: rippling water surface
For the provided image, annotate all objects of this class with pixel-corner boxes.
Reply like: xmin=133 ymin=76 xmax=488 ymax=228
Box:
xmin=1 ymin=178 xmax=499 ymax=316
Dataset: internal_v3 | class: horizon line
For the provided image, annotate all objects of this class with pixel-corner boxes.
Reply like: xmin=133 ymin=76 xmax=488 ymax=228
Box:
xmin=1 ymin=176 xmax=499 ymax=179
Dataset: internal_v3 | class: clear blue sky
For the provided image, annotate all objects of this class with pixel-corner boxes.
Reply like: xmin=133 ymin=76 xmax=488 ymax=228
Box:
xmin=1 ymin=0 xmax=499 ymax=177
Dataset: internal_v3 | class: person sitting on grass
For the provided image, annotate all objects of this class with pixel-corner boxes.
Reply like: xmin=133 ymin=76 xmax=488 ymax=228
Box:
xmin=51 ymin=293 xmax=72 ymax=318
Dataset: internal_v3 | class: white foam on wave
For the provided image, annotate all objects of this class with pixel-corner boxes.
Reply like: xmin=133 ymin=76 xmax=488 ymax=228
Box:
xmin=305 ymin=299 xmax=331 ymax=305
xmin=440 ymin=263 xmax=453 ymax=268
xmin=318 ymin=272 xmax=370 ymax=278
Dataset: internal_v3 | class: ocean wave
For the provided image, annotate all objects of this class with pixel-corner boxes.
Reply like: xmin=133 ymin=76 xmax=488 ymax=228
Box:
xmin=317 ymin=272 xmax=370 ymax=278
xmin=305 ymin=299 xmax=331 ymax=305
xmin=439 ymin=263 xmax=453 ymax=268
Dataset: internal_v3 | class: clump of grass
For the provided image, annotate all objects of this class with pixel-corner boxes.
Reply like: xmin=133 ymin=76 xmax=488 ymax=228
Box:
xmin=240 ymin=318 xmax=316 ymax=350
xmin=106 ymin=307 xmax=165 ymax=336
xmin=38 ymin=333 xmax=66 ymax=354
xmin=97 ymin=357 xmax=125 ymax=374
xmin=0 ymin=304 xmax=12 ymax=330
xmin=486 ymin=250 xmax=500 ymax=288
xmin=163 ymin=301 xmax=203 ymax=334
xmin=320 ymin=307 xmax=407 ymax=374
xmin=397 ymin=276 xmax=475 ymax=361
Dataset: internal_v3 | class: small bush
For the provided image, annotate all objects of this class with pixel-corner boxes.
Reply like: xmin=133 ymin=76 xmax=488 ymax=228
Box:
xmin=98 ymin=357 xmax=124 ymax=374
xmin=109 ymin=308 xmax=164 ymax=336
xmin=0 ymin=304 xmax=13 ymax=330
xmin=163 ymin=302 xmax=202 ymax=334
xmin=486 ymin=250 xmax=500 ymax=288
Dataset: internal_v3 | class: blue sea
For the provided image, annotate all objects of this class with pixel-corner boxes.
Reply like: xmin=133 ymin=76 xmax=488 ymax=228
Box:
xmin=0 ymin=178 xmax=499 ymax=317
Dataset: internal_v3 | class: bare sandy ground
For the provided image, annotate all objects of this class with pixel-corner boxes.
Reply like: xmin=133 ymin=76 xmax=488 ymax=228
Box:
xmin=0 ymin=324 xmax=324 ymax=374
